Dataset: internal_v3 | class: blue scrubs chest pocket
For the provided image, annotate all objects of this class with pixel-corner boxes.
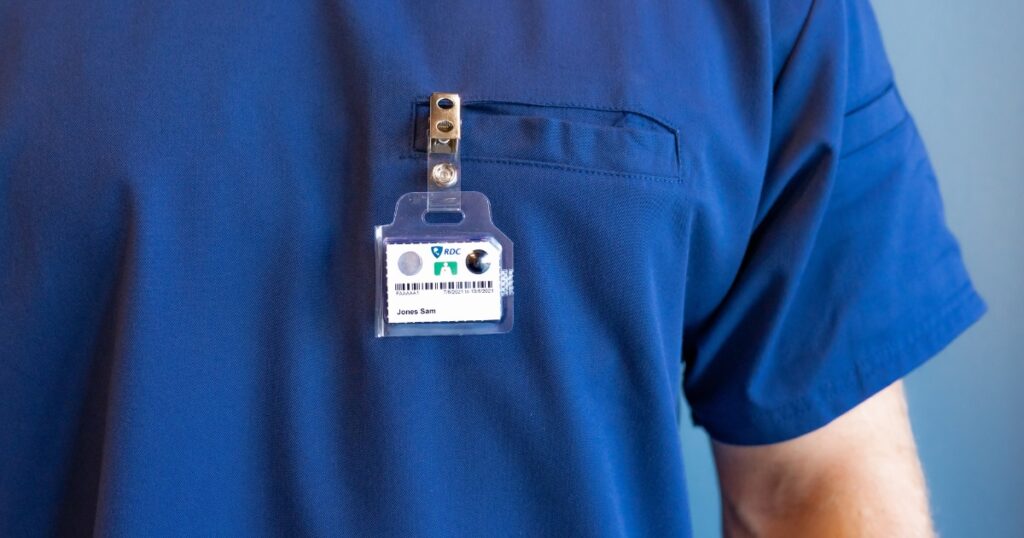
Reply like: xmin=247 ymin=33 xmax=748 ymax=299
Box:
xmin=412 ymin=99 xmax=682 ymax=180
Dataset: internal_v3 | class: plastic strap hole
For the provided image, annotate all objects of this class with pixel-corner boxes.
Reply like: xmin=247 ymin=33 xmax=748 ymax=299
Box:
xmin=423 ymin=210 xmax=465 ymax=224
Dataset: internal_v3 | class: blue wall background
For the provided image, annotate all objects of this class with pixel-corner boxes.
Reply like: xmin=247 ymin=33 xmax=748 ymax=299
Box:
xmin=678 ymin=1 xmax=1024 ymax=536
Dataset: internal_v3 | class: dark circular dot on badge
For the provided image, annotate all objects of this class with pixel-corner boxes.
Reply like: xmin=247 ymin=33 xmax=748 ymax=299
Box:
xmin=465 ymin=249 xmax=490 ymax=274
xmin=398 ymin=251 xmax=422 ymax=276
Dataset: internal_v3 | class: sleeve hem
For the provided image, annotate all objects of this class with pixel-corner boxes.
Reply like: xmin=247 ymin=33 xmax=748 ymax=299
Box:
xmin=699 ymin=283 xmax=987 ymax=446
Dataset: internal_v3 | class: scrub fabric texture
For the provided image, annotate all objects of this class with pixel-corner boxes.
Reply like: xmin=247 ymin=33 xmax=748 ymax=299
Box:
xmin=0 ymin=0 xmax=986 ymax=536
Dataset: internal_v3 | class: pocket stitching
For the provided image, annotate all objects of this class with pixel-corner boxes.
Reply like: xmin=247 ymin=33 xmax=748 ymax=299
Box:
xmin=398 ymin=152 xmax=683 ymax=183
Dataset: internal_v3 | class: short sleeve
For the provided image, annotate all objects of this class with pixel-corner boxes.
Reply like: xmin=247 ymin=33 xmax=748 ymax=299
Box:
xmin=683 ymin=0 xmax=987 ymax=445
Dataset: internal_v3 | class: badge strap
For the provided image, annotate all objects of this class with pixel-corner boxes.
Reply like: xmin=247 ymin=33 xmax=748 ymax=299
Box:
xmin=426 ymin=92 xmax=462 ymax=212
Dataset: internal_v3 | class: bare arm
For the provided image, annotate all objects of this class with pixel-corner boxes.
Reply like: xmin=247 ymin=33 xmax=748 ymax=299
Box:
xmin=712 ymin=382 xmax=934 ymax=537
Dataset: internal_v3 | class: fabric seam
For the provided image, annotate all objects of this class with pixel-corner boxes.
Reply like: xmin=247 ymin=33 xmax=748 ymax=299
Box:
xmin=398 ymin=152 xmax=683 ymax=183
xmin=840 ymin=106 xmax=911 ymax=158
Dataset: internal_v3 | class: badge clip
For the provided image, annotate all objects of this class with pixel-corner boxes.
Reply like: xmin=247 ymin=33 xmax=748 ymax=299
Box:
xmin=427 ymin=93 xmax=462 ymax=212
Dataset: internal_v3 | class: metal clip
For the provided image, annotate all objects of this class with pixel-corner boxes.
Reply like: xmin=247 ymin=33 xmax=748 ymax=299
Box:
xmin=428 ymin=93 xmax=461 ymax=154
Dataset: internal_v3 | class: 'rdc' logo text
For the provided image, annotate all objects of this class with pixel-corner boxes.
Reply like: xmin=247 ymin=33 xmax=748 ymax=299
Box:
xmin=430 ymin=246 xmax=461 ymax=258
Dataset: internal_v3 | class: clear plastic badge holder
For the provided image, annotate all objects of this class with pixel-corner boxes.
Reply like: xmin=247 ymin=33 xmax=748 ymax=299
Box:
xmin=375 ymin=192 xmax=513 ymax=336
xmin=375 ymin=93 xmax=514 ymax=337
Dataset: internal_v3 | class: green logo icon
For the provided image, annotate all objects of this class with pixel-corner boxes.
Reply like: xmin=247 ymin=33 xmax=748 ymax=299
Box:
xmin=434 ymin=261 xmax=458 ymax=276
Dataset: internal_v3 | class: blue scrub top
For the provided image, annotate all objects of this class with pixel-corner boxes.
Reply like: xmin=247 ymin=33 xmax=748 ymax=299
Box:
xmin=0 ymin=1 xmax=986 ymax=535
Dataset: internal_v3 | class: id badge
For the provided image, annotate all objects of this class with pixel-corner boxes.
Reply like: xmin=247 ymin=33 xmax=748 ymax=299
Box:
xmin=375 ymin=94 xmax=514 ymax=337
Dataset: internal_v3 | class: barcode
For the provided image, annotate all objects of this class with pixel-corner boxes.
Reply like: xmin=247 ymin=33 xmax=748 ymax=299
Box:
xmin=394 ymin=281 xmax=494 ymax=291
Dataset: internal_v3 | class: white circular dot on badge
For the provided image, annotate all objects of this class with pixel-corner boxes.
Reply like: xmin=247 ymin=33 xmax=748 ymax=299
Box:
xmin=398 ymin=251 xmax=422 ymax=276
